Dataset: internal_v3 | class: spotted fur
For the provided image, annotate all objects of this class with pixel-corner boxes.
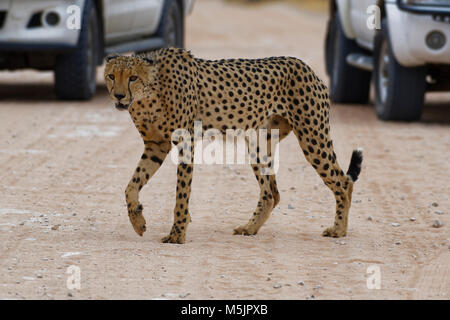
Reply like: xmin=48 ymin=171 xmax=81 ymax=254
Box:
xmin=104 ymin=48 xmax=363 ymax=243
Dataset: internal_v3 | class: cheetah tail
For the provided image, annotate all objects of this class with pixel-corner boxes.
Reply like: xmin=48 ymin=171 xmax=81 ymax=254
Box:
xmin=346 ymin=148 xmax=363 ymax=182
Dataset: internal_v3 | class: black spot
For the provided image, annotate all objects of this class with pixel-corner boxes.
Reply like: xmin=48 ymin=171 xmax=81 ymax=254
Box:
xmin=150 ymin=155 xmax=163 ymax=165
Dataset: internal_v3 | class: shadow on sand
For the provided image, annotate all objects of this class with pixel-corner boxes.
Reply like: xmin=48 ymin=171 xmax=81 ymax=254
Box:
xmin=0 ymin=82 xmax=109 ymax=103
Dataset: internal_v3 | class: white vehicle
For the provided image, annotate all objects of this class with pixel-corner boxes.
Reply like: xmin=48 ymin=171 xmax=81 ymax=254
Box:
xmin=325 ymin=0 xmax=450 ymax=121
xmin=0 ymin=0 xmax=195 ymax=100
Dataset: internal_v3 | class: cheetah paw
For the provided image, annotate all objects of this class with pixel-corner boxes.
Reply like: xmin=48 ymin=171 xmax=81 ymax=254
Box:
xmin=161 ymin=224 xmax=187 ymax=244
xmin=322 ymin=226 xmax=346 ymax=238
xmin=161 ymin=233 xmax=185 ymax=244
xmin=233 ymin=225 xmax=257 ymax=236
xmin=128 ymin=204 xmax=146 ymax=237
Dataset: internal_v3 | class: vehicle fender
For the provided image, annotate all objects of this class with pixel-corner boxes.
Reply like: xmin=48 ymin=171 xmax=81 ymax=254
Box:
xmin=335 ymin=0 xmax=356 ymax=40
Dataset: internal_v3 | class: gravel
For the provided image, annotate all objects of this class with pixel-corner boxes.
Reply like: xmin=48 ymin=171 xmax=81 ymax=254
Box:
xmin=432 ymin=220 xmax=443 ymax=228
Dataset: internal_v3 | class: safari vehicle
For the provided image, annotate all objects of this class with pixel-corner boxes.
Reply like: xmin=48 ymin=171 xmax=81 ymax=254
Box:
xmin=0 ymin=0 xmax=195 ymax=100
xmin=325 ymin=0 xmax=450 ymax=121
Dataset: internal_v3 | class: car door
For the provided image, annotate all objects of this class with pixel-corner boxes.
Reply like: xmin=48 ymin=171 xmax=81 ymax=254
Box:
xmin=349 ymin=0 xmax=378 ymax=50
xmin=131 ymin=0 xmax=164 ymax=36
xmin=103 ymin=0 xmax=138 ymax=44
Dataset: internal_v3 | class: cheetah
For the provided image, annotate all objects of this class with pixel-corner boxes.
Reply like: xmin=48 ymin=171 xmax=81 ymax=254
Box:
xmin=104 ymin=48 xmax=363 ymax=244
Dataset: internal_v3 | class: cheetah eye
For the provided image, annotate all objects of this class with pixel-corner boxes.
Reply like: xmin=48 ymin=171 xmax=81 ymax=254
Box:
xmin=108 ymin=74 xmax=115 ymax=81
xmin=129 ymin=75 xmax=138 ymax=82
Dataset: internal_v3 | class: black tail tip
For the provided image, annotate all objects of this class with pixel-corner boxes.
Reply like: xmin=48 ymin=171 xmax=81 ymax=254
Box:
xmin=346 ymin=148 xmax=363 ymax=182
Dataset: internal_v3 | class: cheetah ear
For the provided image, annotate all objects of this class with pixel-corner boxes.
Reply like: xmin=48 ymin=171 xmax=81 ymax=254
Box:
xmin=105 ymin=54 xmax=119 ymax=63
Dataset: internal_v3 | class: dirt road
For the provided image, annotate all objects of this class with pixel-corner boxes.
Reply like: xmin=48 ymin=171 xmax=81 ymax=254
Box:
xmin=0 ymin=0 xmax=449 ymax=300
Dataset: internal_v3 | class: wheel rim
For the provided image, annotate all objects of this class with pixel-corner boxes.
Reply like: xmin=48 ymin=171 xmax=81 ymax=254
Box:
xmin=165 ymin=5 xmax=178 ymax=47
xmin=378 ymin=40 xmax=389 ymax=104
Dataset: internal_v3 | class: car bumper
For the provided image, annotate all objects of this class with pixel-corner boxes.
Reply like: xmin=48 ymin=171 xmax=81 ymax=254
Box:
xmin=387 ymin=3 xmax=450 ymax=67
xmin=0 ymin=0 xmax=84 ymax=51
xmin=396 ymin=0 xmax=450 ymax=15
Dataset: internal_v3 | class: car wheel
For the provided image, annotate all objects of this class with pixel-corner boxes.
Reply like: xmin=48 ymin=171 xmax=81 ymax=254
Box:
xmin=157 ymin=0 xmax=184 ymax=48
xmin=326 ymin=13 xmax=371 ymax=104
xmin=54 ymin=0 xmax=100 ymax=100
xmin=373 ymin=20 xmax=426 ymax=121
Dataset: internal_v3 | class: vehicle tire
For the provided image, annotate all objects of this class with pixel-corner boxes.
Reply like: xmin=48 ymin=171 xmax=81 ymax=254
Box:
xmin=156 ymin=0 xmax=184 ymax=48
xmin=326 ymin=13 xmax=371 ymax=104
xmin=54 ymin=0 xmax=100 ymax=100
xmin=373 ymin=20 xmax=426 ymax=121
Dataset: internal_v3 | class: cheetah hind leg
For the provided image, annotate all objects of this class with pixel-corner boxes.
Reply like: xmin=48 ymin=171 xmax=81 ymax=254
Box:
xmin=233 ymin=115 xmax=291 ymax=236
xmin=294 ymin=124 xmax=363 ymax=237
xmin=321 ymin=149 xmax=363 ymax=237
xmin=233 ymin=168 xmax=274 ymax=236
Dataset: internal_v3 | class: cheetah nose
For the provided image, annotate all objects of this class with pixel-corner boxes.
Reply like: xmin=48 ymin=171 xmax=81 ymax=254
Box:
xmin=114 ymin=93 xmax=125 ymax=101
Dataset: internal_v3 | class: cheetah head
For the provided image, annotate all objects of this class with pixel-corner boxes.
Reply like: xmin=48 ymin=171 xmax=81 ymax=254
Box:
xmin=104 ymin=54 xmax=158 ymax=111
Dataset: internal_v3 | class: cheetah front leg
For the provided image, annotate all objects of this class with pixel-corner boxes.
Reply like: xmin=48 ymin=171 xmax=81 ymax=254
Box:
xmin=125 ymin=140 xmax=171 ymax=236
xmin=161 ymin=141 xmax=194 ymax=244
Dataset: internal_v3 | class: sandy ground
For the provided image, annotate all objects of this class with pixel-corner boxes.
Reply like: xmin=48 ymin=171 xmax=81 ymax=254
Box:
xmin=0 ymin=0 xmax=449 ymax=300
